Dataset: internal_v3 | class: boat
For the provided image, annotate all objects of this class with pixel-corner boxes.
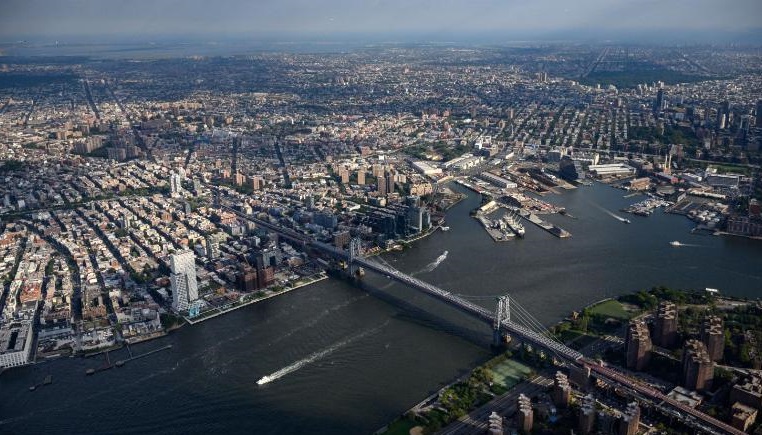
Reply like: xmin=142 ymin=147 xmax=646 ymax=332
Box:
xmin=440 ymin=226 xmax=450 ymax=232
xmin=85 ymin=368 xmax=95 ymax=375
xmin=622 ymin=218 xmax=631 ymax=224
xmin=256 ymin=375 xmax=272 ymax=385
xmin=504 ymin=212 xmax=525 ymax=237
xmin=43 ymin=375 xmax=52 ymax=385
xmin=669 ymin=241 xmax=681 ymax=247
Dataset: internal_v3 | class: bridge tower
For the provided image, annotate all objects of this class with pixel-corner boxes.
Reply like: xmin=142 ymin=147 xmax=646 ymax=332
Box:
xmin=348 ymin=237 xmax=362 ymax=276
xmin=493 ymin=295 xmax=511 ymax=347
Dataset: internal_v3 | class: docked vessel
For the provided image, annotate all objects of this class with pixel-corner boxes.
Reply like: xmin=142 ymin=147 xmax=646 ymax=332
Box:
xmin=503 ymin=211 xmax=525 ymax=237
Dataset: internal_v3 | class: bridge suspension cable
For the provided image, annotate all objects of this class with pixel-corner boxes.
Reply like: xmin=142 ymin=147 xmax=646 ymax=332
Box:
xmin=510 ymin=298 xmax=564 ymax=344
xmin=458 ymin=293 xmax=564 ymax=344
xmin=209 ymin=197 xmax=742 ymax=435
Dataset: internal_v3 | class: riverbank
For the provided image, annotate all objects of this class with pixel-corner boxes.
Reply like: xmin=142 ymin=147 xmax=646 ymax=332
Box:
xmin=378 ymin=347 xmax=540 ymax=435
xmin=379 ymin=286 xmax=762 ymax=435
xmin=185 ymin=272 xmax=328 ymax=325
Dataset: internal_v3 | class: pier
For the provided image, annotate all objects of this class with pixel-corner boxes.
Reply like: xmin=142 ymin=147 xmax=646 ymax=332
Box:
xmin=28 ymin=375 xmax=52 ymax=391
xmin=475 ymin=214 xmax=515 ymax=242
xmin=85 ymin=350 xmax=114 ymax=375
xmin=86 ymin=345 xmax=172 ymax=375
xmin=114 ymin=344 xmax=173 ymax=367
xmin=518 ymin=210 xmax=571 ymax=238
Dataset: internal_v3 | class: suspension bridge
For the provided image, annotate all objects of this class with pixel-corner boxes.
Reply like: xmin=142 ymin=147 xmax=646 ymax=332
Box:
xmin=318 ymin=238 xmax=744 ymax=435
xmin=218 ymin=200 xmax=743 ymax=435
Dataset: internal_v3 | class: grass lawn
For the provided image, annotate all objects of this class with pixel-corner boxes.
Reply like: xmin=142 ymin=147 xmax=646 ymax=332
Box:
xmin=383 ymin=417 xmax=419 ymax=435
xmin=588 ymin=299 xmax=632 ymax=320
xmin=708 ymin=164 xmax=751 ymax=176
xmin=489 ymin=359 xmax=533 ymax=389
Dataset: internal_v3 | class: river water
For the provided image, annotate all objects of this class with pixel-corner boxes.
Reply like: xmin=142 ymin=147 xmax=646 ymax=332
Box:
xmin=1 ymin=182 xmax=760 ymax=434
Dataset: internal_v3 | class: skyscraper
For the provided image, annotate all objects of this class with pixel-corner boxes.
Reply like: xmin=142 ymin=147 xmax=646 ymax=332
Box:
xmin=618 ymin=402 xmax=640 ymax=435
xmin=625 ymin=320 xmax=652 ymax=371
xmin=654 ymin=301 xmax=678 ymax=348
xmin=653 ymin=88 xmax=664 ymax=114
xmin=579 ymin=394 xmax=596 ymax=435
xmin=171 ymin=250 xmax=198 ymax=312
xmin=487 ymin=411 xmax=502 ymax=435
xmin=682 ymin=339 xmax=714 ymax=391
xmin=377 ymin=175 xmax=387 ymax=195
xmin=237 ymin=266 xmax=258 ymax=292
xmin=756 ymin=100 xmax=762 ymax=127
xmin=205 ymin=234 xmax=219 ymax=260
xmin=516 ymin=394 xmax=533 ymax=433
xmin=701 ymin=315 xmax=724 ymax=362
xmin=169 ymin=171 xmax=183 ymax=197
xmin=717 ymin=100 xmax=730 ymax=130
xmin=553 ymin=371 xmax=572 ymax=408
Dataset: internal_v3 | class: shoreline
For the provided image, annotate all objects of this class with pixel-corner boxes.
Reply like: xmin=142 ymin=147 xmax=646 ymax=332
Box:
xmin=184 ymin=272 xmax=328 ymax=325
xmin=0 ymin=273 xmax=330 ymax=375
xmin=379 ymin=288 xmax=760 ymax=435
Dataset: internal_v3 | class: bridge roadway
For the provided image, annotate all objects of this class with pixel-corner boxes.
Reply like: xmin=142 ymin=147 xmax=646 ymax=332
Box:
xmin=349 ymin=253 xmax=586 ymax=363
xmin=218 ymin=202 xmax=741 ymax=434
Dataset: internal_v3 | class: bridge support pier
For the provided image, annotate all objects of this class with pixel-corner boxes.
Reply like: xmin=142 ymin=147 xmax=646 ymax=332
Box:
xmin=492 ymin=330 xmax=509 ymax=347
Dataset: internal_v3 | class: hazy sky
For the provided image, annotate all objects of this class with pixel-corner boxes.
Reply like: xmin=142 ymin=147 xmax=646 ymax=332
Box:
xmin=1 ymin=0 xmax=761 ymax=41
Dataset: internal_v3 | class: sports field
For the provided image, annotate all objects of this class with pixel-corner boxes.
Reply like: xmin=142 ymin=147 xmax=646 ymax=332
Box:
xmin=489 ymin=359 xmax=533 ymax=389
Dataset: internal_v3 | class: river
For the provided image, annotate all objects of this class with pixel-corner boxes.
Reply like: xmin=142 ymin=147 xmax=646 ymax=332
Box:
xmin=1 ymin=182 xmax=760 ymax=434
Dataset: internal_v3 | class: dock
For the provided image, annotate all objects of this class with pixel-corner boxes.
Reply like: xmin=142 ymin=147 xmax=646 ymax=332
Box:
xmin=518 ymin=210 xmax=571 ymax=238
xmin=622 ymin=198 xmax=671 ymax=217
xmin=475 ymin=214 xmax=515 ymax=242
xmin=454 ymin=178 xmax=485 ymax=194
xmin=114 ymin=344 xmax=173 ymax=367
xmin=86 ymin=344 xmax=172 ymax=375
xmin=28 ymin=375 xmax=53 ymax=391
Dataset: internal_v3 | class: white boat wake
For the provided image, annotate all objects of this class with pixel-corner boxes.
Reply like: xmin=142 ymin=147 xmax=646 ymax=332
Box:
xmin=591 ymin=202 xmax=630 ymax=223
xmin=421 ymin=250 xmax=448 ymax=273
xmin=669 ymin=241 xmax=700 ymax=247
xmin=257 ymin=321 xmax=388 ymax=385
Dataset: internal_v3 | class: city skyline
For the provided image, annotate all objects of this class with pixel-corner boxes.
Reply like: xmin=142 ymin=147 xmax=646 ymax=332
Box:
xmin=1 ymin=0 xmax=761 ymax=43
